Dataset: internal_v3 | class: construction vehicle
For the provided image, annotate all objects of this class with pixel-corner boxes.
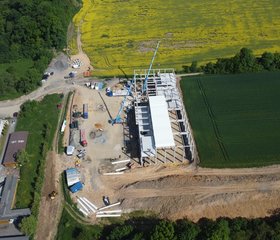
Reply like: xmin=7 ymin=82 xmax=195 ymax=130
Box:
xmin=49 ymin=191 xmax=58 ymax=200
xmin=103 ymin=196 xmax=110 ymax=206
xmin=75 ymin=159 xmax=81 ymax=167
xmin=80 ymin=129 xmax=87 ymax=147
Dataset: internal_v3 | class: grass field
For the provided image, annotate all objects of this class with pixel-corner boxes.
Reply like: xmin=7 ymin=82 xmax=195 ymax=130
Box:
xmin=16 ymin=94 xmax=62 ymax=208
xmin=73 ymin=0 xmax=280 ymax=76
xmin=181 ymin=72 xmax=280 ymax=168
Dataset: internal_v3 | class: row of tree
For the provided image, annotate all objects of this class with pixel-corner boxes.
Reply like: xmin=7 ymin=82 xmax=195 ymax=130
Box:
xmin=182 ymin=48 xmax=280 ymax=74
xmin=71 ymin=214 xmax=280 ymax=240
xmin=0 ymin=0 xmax=78 ymax=98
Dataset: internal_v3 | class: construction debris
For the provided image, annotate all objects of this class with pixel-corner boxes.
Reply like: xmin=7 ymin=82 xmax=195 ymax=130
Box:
xmin=76 ymin=197 xmax=122 ymax=218
xmin=111 ymin=159 xmax=131 ymax=165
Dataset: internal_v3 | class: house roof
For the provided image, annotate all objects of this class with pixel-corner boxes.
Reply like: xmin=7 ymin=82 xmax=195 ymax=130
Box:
xmin=2 ymin=132 xmax=28 ymax=165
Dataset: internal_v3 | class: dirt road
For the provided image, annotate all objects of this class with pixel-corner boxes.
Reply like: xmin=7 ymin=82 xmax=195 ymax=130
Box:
xmin=34 ymin=95 xmax=68 ymax=240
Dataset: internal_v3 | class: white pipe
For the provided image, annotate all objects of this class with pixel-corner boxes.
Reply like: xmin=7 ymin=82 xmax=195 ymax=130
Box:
xmin=78 ymin=197 xmax=96 ymax=213
xmin=115 ymin=167 xmax=127 ymax=172
xmin=77 ymin=199 xmax=90 ymax=214
xmin=103 ymin=172 xmax=124 ymax=175
xmin=79 ymin=208 xmax=89 ymax=216
xmin=82 ymin=197 xmax=98 ymax=210
xmin=111 ymin=159 xmax=130 ymax=164
xmin=96 ymin=214 xmax=121 ymax=218
xmin=98 ymin=210 xmax=122 ymax=214
xmin=98 ymin=202 xmax=121 ymax=211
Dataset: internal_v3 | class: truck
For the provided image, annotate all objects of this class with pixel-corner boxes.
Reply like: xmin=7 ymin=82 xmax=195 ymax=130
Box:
xmin=83 ymin=104 xmax=88 ymax=119
xmin=80 ymin=129 xmax=87 ymax=147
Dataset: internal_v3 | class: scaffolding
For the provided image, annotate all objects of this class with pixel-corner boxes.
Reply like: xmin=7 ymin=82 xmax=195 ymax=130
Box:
xmin=133 ymin=69 xmax=198 ymax=165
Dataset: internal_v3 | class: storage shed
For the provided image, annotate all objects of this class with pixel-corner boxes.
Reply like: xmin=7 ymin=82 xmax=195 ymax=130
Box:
xmin=2 ymin=131 xmax=29 ymax=168
xmin=65 ymin=168 xmax=80 ymax=187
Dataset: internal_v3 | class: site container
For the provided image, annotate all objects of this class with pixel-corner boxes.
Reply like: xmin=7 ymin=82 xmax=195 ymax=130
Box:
xmin=80 ymin=129 xmax=87 ymax=147
xmin=69 ymin=181 xmax=83 ymax=193
xmin=83 ymin=104 xmax=88 ymax=119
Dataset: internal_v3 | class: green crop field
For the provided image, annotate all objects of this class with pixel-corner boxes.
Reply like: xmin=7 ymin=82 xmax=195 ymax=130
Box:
xmin=181 ymin=72 xmax=280 ymax=168
xmin=73 ymin=0 xmax=280 ymax=76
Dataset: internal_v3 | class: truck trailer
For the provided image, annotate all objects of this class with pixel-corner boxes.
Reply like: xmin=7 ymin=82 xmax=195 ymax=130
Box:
xmin=80 ymin=129 xmax=87 ymax=147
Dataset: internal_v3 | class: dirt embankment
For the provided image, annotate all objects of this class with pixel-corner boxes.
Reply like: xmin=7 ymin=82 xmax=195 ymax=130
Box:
xmin=119 ymin=166 xmax=280 ymax=222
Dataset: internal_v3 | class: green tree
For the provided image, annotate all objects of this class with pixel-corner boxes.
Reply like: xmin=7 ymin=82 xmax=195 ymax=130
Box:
xmin=150 ymin=220 xmax=175 ymax=240
xmin=77 ymin=229 xmax=93 ymax=240
xmin=250 ymin=221 xmax=274 ymax=240
xmin=260 ymin=52 xmax=275 ymax=70
xmin=190 ymin=61 xmax=198 ymax=72
xmin=175 ymin=219 xmax=200 ymax=240
xmin=16 ymin=150 xmax=29 ymax=167
xmin=107 ymin=225 xmax=134 ymax=240
xmin=207 ymin=219 xmax=230 ymax=240
xmin=19 ymin=215 xmax=37 ymax=237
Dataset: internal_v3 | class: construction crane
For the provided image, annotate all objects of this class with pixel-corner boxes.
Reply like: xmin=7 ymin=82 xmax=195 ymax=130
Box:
xmin=142 ymin=41 xmax=160 ymax=94
xmin=110 ymin=82 xmax=133 ymax=125
xmin=110 ymin=41 xmax=160 ymax=125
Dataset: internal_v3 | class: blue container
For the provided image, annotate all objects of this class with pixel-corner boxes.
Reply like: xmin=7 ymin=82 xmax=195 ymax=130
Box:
xmin=83 ymin=104 xmax=88 ymax=119
xmin=69 ymin=181 xmax=83 ymax=193
xmin=83 ymin=112 xmax=88 ymax=119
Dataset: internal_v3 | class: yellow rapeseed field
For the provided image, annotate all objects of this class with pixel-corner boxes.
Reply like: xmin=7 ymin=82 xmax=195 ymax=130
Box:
xmin=72 ymin=0 xmax=280 ymax=76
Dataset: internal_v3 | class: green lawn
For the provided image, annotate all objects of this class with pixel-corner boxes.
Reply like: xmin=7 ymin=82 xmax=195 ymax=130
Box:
xmin=181 ymin=71 xmax=280 ymax=168
xmin=15 ymin=94 xmax=62 ymax=208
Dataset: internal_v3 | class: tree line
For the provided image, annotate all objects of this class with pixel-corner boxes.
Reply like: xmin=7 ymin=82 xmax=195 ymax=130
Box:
xmin=0 ymin=0 xmax=78 ymax=98
xmin=67 ymin=213 xmax=280 ymax=240
xmin=182 ymin=48 xmax=280 ymax=74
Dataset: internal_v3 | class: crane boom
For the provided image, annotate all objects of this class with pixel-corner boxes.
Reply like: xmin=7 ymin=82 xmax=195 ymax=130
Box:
xmin=143 ymin=41 xmax=160 ymax=93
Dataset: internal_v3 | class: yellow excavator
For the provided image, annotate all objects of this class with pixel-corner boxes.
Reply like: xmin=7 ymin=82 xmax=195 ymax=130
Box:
xmin=48 ymin=191 xmax=58 ymax=200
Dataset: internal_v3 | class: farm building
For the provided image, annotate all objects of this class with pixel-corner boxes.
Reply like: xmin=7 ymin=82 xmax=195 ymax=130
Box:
xmin=133 ymin=69 xmax=196 ymax=165
xmin=2 ymin=131 xmax=29 ymax=168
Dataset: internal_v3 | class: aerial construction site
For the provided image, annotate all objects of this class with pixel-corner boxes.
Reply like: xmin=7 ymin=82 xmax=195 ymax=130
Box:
xmin=59 ymin=42 xmax=199 ymax=219
xmin=43 ymin=42 xmax=279 ymax=226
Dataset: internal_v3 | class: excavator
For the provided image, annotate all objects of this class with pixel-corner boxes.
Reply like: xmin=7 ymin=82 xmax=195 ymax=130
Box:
xmin=48 ymin=191 xmax=58 ymax=200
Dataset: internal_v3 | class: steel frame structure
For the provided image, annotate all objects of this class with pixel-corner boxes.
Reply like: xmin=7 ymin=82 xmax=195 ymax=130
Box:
xmin=133 ymin=69 xmax=198 ymax=165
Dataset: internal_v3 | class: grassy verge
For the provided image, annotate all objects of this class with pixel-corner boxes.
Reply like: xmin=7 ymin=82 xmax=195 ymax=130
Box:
xmin=181 ymin=71 xmax=280 ymax=168
xmin=61 ymin=172 xmax=84 ymax=218
xmin=56 ymin=208 xmax=102 ymax=240
xmin=58 ymin=92 xmax=73 ymax=154
xmin=16 ymin=94 xmax=63 ymax=208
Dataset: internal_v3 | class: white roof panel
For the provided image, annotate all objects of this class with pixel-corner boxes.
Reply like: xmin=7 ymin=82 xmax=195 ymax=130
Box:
xmin=149 ymin=96 xmax=175 ymax=148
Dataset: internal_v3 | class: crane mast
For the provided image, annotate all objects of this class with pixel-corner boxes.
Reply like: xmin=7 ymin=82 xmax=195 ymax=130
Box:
xmin=142 ymin=41 xmax=160 ymax=94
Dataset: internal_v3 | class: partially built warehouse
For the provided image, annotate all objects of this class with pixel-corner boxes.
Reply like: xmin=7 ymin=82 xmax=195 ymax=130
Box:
xmin=123 ymin=69 xmax=197 ymax=166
